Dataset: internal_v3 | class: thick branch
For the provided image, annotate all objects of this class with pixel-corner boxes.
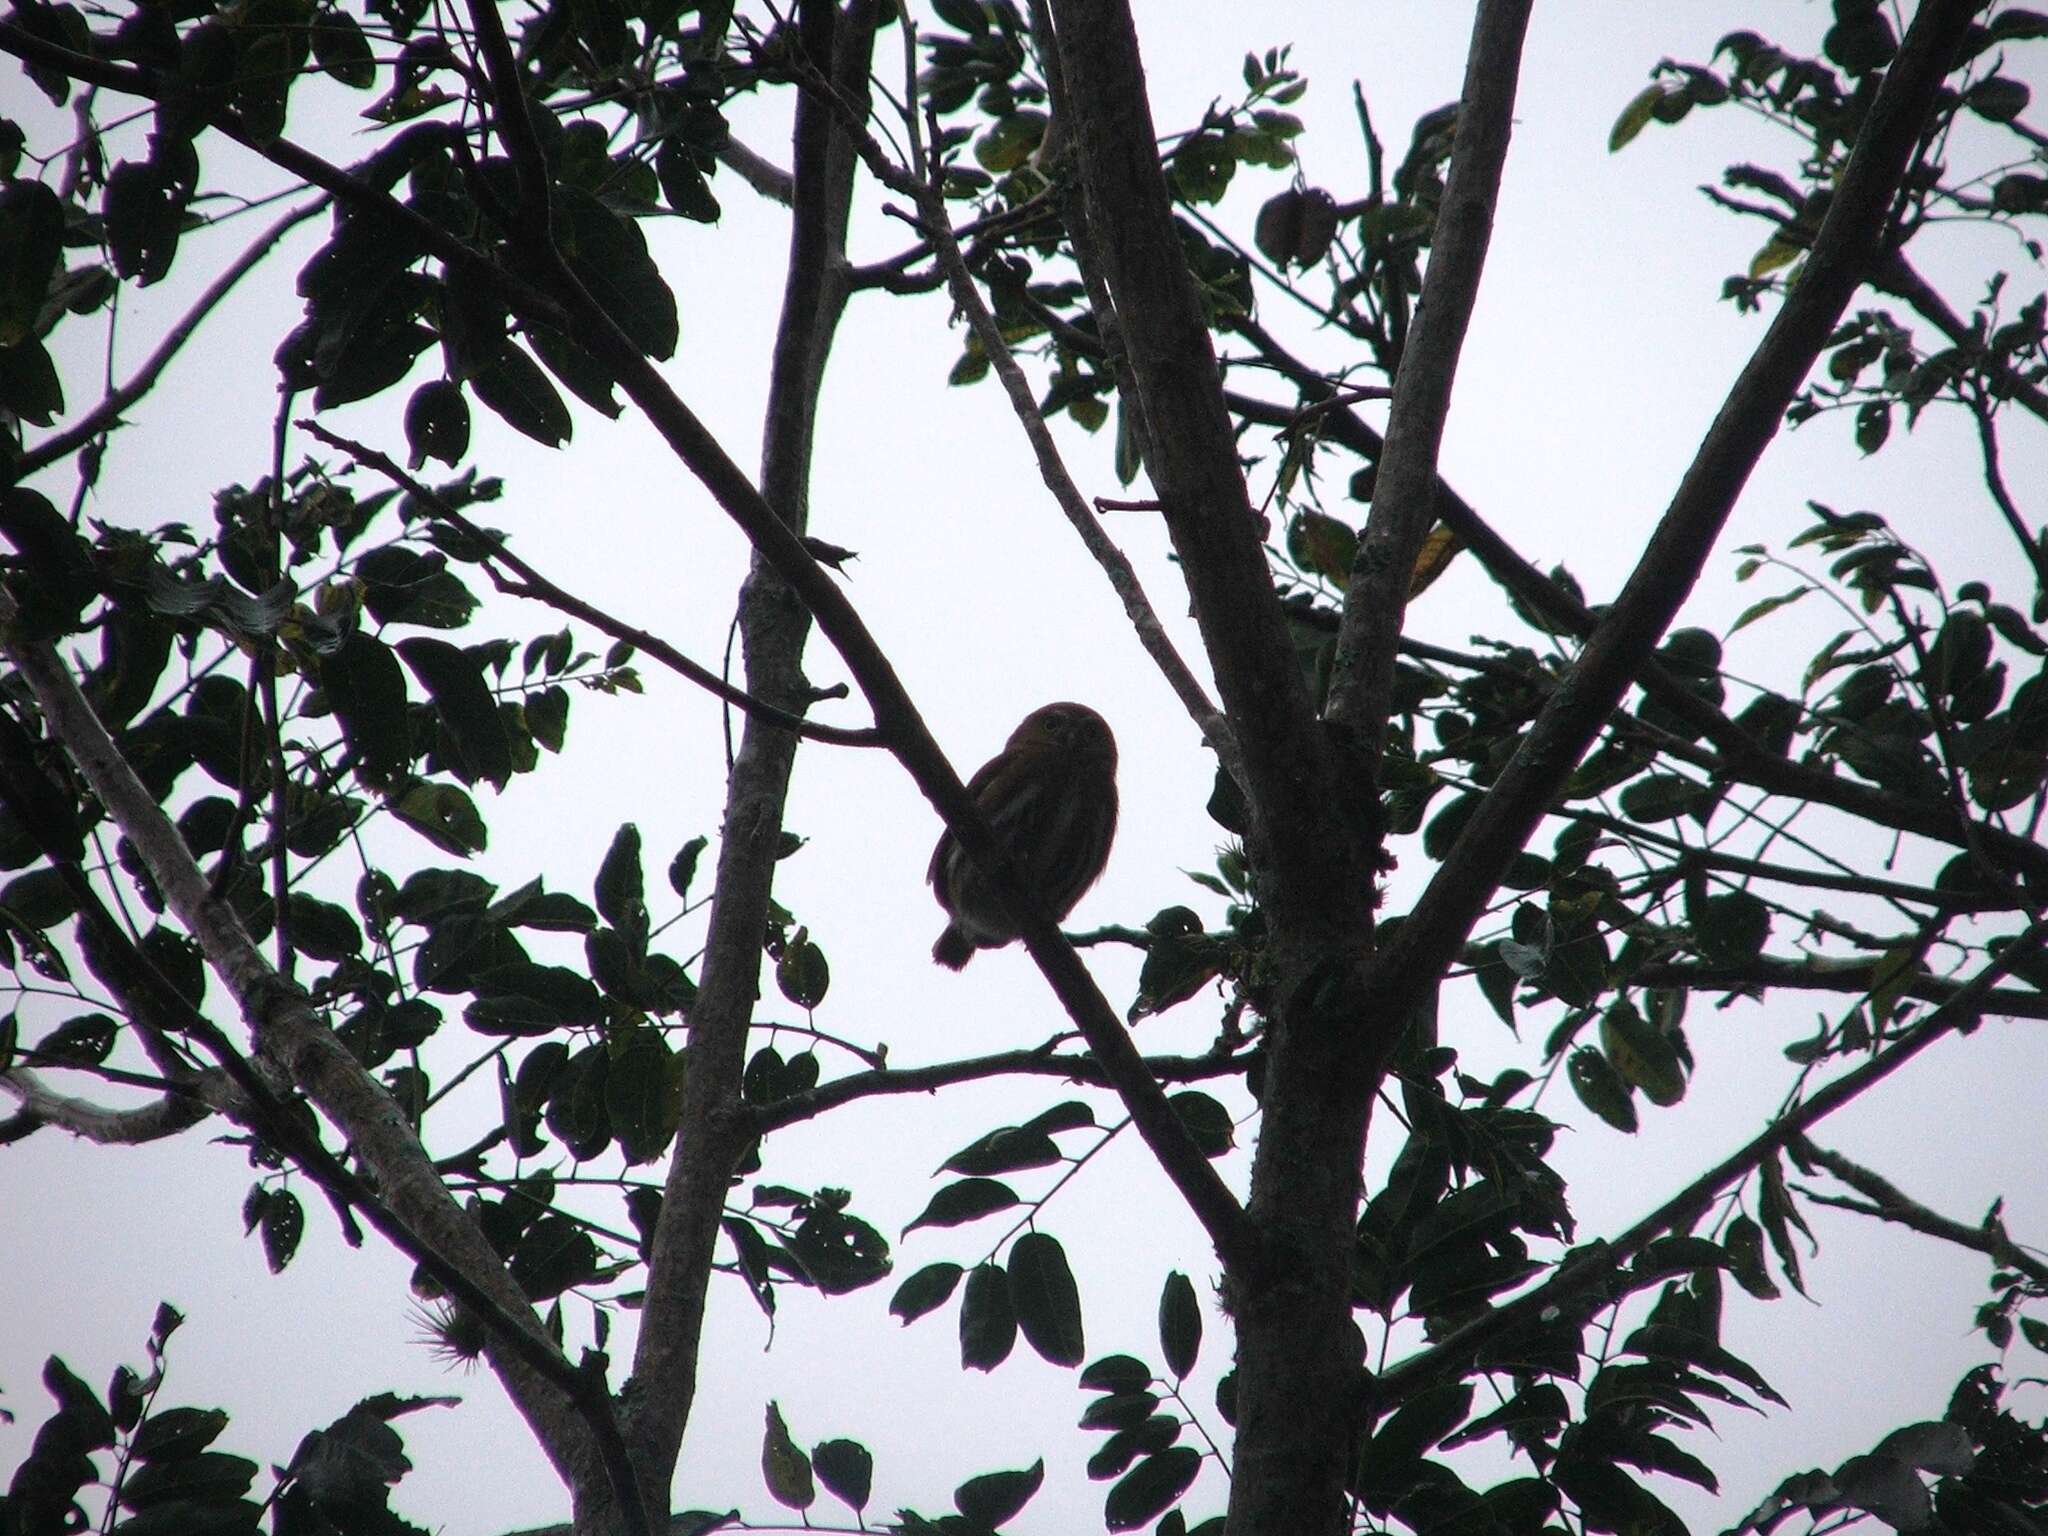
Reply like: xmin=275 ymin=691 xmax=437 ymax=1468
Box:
xmin=0 ymin=613 xmax=622 ymax=1514
xmin=1045 ymin=0 xmax=1361 ymax=936
xmin=1325 ymin=0 xmax=1531 ymax=753
xmin=0 ymin=1070 xmax=211 ymax=1143
xmin=1362 ymin=0 xmax=1985 ymax=1022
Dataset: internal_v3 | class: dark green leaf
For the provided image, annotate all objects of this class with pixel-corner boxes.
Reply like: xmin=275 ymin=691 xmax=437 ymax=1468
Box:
xmin=595 ymin=822 xmax=646 ymax=934
xmin=1168 ymin=1091 xmax=1234 ymax=1157
xmin=1568 ymin=1046 xmax=1638 ymax=1133
xmin=1158 ymin=1271 xmax=1201 ymax=1380
xmin=470 ymin=340 xmax=571 ymax=447
xmin=260 ymin=1189 xmax=304 ymax=1273
xmin=890 ymin=1261 xmax=963 ymax=1324
xmin=396 ymin=636 xmax=514 ymax=788
xmin=760 ymin=1402 xmax=813 ymax=1511
xmin=812 ymin=1439 xmax=872 ymax=1513
xmin=130 ymin=1406 xmax=229 ymax=1462
xmin=321 ymin=632 xmax=412 ymax=778
xmin=1104 ymin=1447 xmax=1201 ymax=1532
xmin=907 ymin=1178 xmax=1018 ymax=1232
xmin=560 ymin=188 xmax=678 ymax=360
xmin=942 ymin=1125 xmax=1062 ymax=1177
xmin=606 ymin=1027 xmax=680 ymax=1165
xmin=960 ymin=1261 xmax=1016 ymax=1372
xmin=1009 ymin=1232 xmax=1085 ymax=1368
xmin=404 ymin=378 xmax=470 ymax=468
xmin=0 ymin=180 xmax=63 ymax=346
xmin=955 ymin=1460 xmax=1044 ymax=1529
xmin=311 ymin=9 xmax=377 ymax=87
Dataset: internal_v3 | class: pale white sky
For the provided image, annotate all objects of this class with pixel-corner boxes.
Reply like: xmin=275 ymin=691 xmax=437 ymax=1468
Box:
xmin=5 ymin=4 xmax=2046 ymax=1533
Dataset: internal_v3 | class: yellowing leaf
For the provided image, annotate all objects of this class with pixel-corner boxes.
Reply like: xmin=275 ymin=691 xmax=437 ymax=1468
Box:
xmin=761 ymin=1402 xmax=815 ymax=1510
xmin=1409 ymin=523 xmax=1462 ymax=598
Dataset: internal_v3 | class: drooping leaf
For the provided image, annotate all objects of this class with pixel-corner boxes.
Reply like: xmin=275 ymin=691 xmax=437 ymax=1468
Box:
xmin=1009 ymin=1232 xmax=1085 ymax=1368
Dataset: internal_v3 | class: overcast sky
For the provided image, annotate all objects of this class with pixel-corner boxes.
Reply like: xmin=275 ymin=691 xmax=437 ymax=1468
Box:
xmin=5 ymin=3 xmax=2046 ymax=1532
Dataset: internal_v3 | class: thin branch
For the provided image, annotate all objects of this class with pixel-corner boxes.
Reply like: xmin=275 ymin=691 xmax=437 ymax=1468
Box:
xmin=1875 ymin=249 xmax=2048 ymax=429
xmin=9 ymin=198 xmax=326 ymax=486
xmin=1969 ymin=399 xmax=2048 ymax=597
xmin=887 ymin=182 xmax=1241 ymax=782
xmin=1792 ymin=1136 xmax=2048 ymax=1287
xmin=719 ymin=137 xmax=794 ymax=205
xmin=1326 ymin=0 xmax=1532 ymax=756
xmin=1630 ymin=957 xmax=2048 ymax=1019
xmin=298 ymin=422 xmax=884 ymax=748
xmin=751 ymin=1040 xmax=1254 ymax=1133
xmin=1373 ymin=915 xmax=2048 ymax=1409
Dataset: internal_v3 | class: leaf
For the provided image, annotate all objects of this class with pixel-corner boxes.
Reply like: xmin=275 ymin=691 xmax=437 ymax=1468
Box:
xmin=955 ymin=1460 xmax=1044 ymax=1529
xmin=906 ymin=1178 xmax=1018 ymax=1233
xmin=760 ymin=1402 xmax=814 ymax=1511
xmin=559 ymin=188 xmax=679 ymax=360
xmin=1104 ymin=1447 xmax=1201 ymax=1531
xmin=1569 ymin=1045 xmax=1638 ymax=1133
xmin=130 ymin=1407 xmax=230 ymax=1461
xmin=668 ymin=836 xmax=708 ymax=899
xmin=390 ymin=780 xmax=487 ymax=856
xmin=1966 ymin=76 xmax=2031 ymax=122
xmin=812 ymin=1439 xmax=872 ymax=1513
xmin=1609 ymin=83 xmax=1671 ymax=151
xmin=470 ymin=340 xmax=571 ymax=447
xmin=404 ymin=379 xmax=470 ymax=468
xmin=320 ymin=632 xmax=412 ymax=778
xmin=775 ymin=930 xmax=829 ymax=1009
xmin=1729 ymin=585 xmax=1812 ymax=635
xmin=0 ymin=180 xmax=63 ymax=346
xmin=1723 ymin=1214 xmax=1780 ymax=1299
xmin=1009 ymin=1232 xmax=1085 ymax=1368
xmin=311 ymin=9 xmax=377 ymax=87
xmin=605 ymin=1027 xmax=680 ymax=1165
xmin=594 ymin=823 xmax=647 ymax=935
xmin=890 ymin=1262 xmax=963 ymax=1324
xmin=959 ymin=1261 xmax=1017 ymax=1372
xmin=942 ymin=1126 xmax=1061 ymax=1176
xmin=1158 ymin=1271 xmax=1201 ymax=1380
xmin=260 ymin=1189 xmax=304 ymax=1273
xmin=1599 ymin=1002 xmax=1685 ymax=1107
xmin=1169 ymin=1091 xmax=1235 ymax=1157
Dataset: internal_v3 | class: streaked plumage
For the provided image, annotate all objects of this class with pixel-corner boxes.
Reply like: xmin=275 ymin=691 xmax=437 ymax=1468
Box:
xmin=928 ymin=702 xmax=1119 ymax=969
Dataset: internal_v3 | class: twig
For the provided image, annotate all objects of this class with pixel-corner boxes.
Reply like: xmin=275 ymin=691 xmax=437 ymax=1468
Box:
xmin=1970 ymin=399 xmax=2048 ymax=599
xmin=298 ymin=422 xmax=883 ymax=748
xmin=9 ymin=198 xmax=326 ymax=486
xmin=751 ymin=1039 xmax=1253 ymax=1133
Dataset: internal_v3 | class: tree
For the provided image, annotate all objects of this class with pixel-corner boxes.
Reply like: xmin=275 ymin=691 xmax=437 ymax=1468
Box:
xmin=2 ymin=0 xmax=2046 ymax=1532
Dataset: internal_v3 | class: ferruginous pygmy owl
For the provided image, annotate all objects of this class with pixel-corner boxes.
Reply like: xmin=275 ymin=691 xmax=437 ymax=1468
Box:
xmin=928 ymin=702 xmax=1119 ymax=969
